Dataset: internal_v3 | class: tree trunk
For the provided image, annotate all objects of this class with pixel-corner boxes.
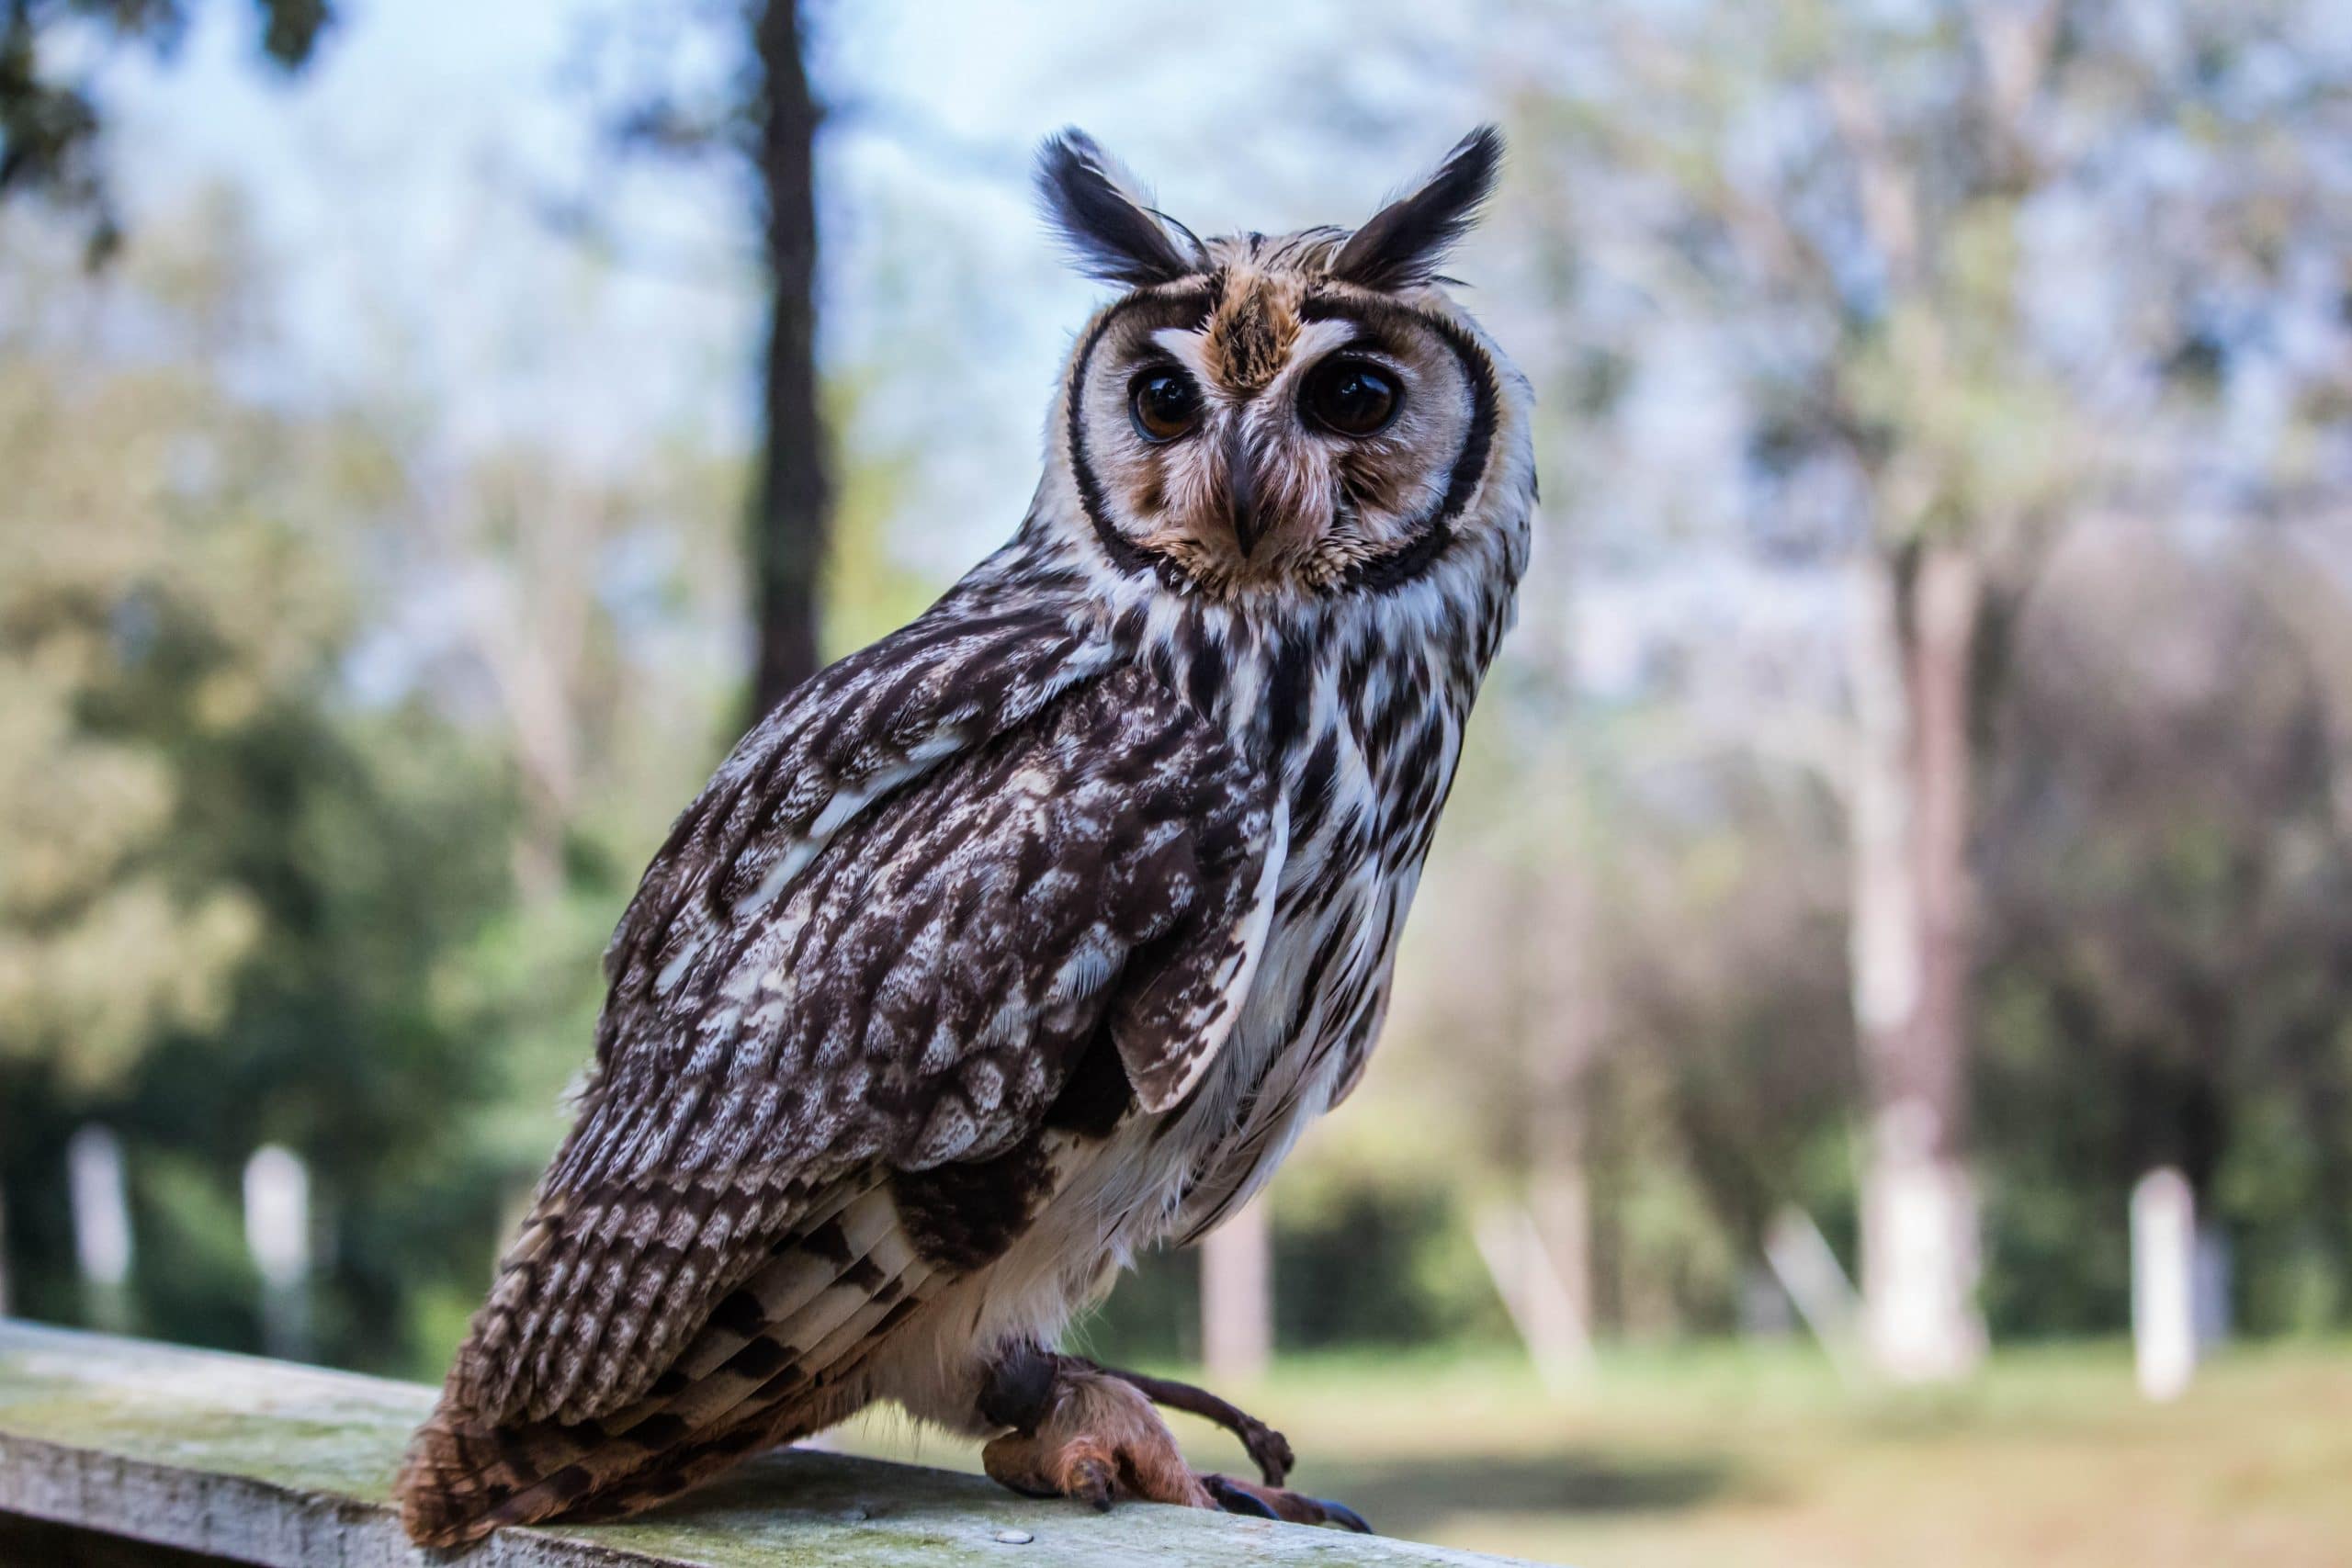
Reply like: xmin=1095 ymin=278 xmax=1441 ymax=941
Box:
xmin=1525 ymin=1110 xmax=1594 ymax=1367
xmin=1512 ymin=534 xmax=1597 ymax=1365
xmin=1199 ymin=1199 xmax=1272 ymax=1382
xmin=749 ymin=0 xmax=828 ymax=722
xmin=1523 ymin=861 xmax=1597 ymax=1370
xmin=1848 ymin=544 xmax=1988 ymax=1382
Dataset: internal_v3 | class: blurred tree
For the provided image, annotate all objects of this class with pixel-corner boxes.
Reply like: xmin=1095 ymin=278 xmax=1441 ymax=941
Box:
xmin=0 ymin=196 xmax=515 ymax=1361
xmin=1504 ymin=0 xmax=2352 ymax=1378
xmin=0 ymin=194 xmax=327 ymax=1100
xmin=586 ymin=0 xmax=829 ymax=720
xmin=0 ymin=0 xmax=332 ymax=258
xmin=2258 ymin=524 xmax=2352 ymax=845
xmin=1406 ymin=624 xmax=1609 ymax=1359
xmin=0 ymin=186 xmax=767 ymax=1371
xmin=747 ymin=0 xmax=825 ymax=716
xmin=1978 ymin=524 xmax=2352 ymax=1335
xmin=1399 ymin=705 xmax=1857 ymax=1343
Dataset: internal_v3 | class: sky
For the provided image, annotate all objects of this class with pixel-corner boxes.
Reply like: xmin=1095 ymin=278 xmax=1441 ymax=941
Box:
xmin=107 ymin=0 xmax=755 ymax=463
xmin=94 ymin=1 xmax=1496 ymax=560
xmin=82 ymin=0 xmax=1866 ymax=708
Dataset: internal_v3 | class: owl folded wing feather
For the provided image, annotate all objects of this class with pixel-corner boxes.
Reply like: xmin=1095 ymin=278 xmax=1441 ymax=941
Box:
xmin=442 ymin=604 xmax=1278 ymax=1429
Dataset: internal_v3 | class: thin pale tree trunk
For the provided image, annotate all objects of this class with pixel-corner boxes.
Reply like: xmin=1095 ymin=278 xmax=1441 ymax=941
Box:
xmin=1514 ymin=547 xmax=1597 ymax=1370
xmin=749 ymin=0 xmax=828 ymax=721
xmin=1523 ymin=861 xmax=1596 ymax=1371
xmin=1525 ymin=1113 xmax=1593 ymax=1365
xmin=1199 ymin=1199 xmax=1272 ymax=1382
xmin=1848 ymin=544 xmax=1988 ymax=1382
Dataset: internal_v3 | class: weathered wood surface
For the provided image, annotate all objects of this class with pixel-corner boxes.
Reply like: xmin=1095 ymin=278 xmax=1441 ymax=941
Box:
xmin=0 ymin=1322 xmax=1536 ymax=1566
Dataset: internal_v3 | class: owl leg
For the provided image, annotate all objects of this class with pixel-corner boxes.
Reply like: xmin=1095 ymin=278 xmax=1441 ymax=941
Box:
xmin=976 ymin=1347 xmax=1370 ymax=1532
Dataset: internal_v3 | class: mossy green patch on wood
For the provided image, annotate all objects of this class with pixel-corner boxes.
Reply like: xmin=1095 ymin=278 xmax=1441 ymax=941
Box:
xmin=0 ymin=1324 xmax=430 ymax=1501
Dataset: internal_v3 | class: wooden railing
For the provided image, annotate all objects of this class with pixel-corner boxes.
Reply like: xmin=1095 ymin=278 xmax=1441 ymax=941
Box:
xmin=0 ymin=1321 xmax=1533 ymax=1565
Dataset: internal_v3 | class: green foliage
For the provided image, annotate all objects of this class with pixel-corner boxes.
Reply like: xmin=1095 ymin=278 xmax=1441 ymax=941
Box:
xmin=0 ymin=201 xmax=511 ymax=1368
xmin=1074 ymin=1248 xmax=1199 ymax=1367
xmin=0 ymin=172 xmax=943 ymax=1379
xmin=1969 ymin=533 xmax=2352 ymax=1337
xmin=1272 ymin=1119 xmax=1515 ymax=1349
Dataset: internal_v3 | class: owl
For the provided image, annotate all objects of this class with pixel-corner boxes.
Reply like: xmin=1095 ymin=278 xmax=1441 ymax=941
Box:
xmin=397 ymin=125 xmax=1533 ymax=1545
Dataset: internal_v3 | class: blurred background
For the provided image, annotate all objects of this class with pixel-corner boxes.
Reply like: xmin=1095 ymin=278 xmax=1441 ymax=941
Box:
xmin=4 ymin=2 xmax=2351 ymax=1564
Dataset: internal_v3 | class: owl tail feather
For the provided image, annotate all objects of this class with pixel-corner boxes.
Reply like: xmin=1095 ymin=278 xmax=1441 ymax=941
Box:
xmin=394 ymin=1186 xmax=937 ymax=1547
xmin=396 ymin=1391 xmax=840 ymax=1549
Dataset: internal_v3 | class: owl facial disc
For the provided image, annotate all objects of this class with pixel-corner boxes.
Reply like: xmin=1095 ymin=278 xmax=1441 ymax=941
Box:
xmin=1039 ymin=128 xmax=1508 ymax=600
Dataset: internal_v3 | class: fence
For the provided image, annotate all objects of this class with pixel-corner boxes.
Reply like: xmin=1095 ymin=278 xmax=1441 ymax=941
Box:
xmin=0 ymin=1322 xmax=1532 ymax=1566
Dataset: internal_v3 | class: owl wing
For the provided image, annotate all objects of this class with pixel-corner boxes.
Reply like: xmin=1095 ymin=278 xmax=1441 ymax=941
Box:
xmin=445 ymin=604 xmax=1281 ymax=1428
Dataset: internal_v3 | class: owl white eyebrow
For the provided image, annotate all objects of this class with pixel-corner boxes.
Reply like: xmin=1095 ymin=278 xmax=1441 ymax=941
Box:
xmin=1283 ymin=317 xmax=1361 ymax=367
xmin=1149 ymin=325 xmax=1220 ymax=392
xmin=1147 ymin=317 xmax=1366 ymax=401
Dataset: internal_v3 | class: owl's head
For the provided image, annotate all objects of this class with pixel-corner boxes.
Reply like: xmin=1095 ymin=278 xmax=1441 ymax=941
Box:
xmin=1035 ymin=128 xmax=1529 ymax=603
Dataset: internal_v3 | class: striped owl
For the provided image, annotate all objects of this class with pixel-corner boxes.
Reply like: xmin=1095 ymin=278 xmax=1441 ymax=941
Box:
xmin=399 ymin=125 xmax=1532 ymax=1544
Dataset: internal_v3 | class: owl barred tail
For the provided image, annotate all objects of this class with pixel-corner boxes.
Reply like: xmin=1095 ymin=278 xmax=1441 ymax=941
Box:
xmin=396 ymin=1181 xmax=937 ymax=1546
xmin=396 ymin=1381 xmax=854 ymax=1547
xmin=396 ymin=1415 xmax=563 ymax=1547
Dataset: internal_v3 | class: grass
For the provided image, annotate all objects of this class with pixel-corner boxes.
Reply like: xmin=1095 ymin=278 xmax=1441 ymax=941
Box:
xmin=832 ymin=1339 xmax=2352 ymax=1567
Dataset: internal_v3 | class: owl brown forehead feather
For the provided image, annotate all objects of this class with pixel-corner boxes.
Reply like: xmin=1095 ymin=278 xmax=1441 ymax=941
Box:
xmin=1203 ymin=275 xmax=1300 ymax=394
xmin=1035 ymin=125 xmax=1504 ymax=295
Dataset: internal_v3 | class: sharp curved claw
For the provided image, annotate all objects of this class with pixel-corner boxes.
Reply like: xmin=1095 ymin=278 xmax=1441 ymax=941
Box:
xmin=1204 ymin=1474 xmax=1280 ymax=1519
xmin=1070 ymin=1457 xmax=1114 ymax=1512
xmin=995 ymin=1477 xmax=1061 ymax=1500
xmin=1308 ymin=1496 xmax=1374 ymax=1534
xmin=1241 ymin=1423 xmax=1295 ymax=1486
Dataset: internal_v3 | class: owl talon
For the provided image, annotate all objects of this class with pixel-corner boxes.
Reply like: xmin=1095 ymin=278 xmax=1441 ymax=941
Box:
xmin=1240 ymin=1422 xmax=1295 ymax=1487
xmin=1071 ymin=1455 xmax=1115 ymax=1511
xmin=1204 ymin=1472 xmax=1279 ymax=1518
xmin=1203 ymin=1472 xmax=1374 ymax=1533
xmin=1310 ymin=1495 xmax=1374 ymax=1533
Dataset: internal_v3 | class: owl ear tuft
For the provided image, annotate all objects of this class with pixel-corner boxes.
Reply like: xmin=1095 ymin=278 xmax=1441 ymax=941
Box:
xmin=1035 ymin=130 xmax=1205 ymax=288
xmin=1330 ymin=126 xmax=1503 ymax=291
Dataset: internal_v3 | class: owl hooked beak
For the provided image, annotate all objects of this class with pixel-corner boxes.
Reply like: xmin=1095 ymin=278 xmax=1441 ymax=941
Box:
xmin=1221 ymin=423 xmax=1263 ymax=558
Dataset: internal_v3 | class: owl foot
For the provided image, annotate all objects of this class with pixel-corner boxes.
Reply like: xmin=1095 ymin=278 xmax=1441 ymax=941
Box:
xmin=976 ymin=1348 xmax=1368 ymax=1531
xmin=980 ymin=1363 xmax=1214 ymax=1509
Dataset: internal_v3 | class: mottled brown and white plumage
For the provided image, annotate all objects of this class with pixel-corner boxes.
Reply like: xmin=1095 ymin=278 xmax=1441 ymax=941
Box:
xmin=398 ymin=125 xmax=1533 ymax=1545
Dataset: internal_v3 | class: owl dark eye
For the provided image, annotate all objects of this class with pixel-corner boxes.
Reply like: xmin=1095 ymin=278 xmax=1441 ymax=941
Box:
xmin=1128 ymin=369 xmax=1202 ymax=442
xmin=1301 ymin=357 xmax=1401 ymax=436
